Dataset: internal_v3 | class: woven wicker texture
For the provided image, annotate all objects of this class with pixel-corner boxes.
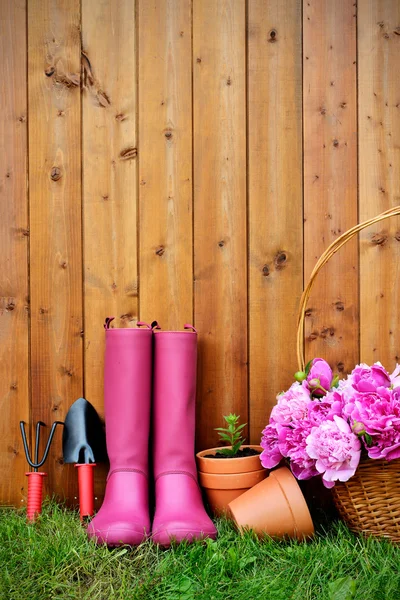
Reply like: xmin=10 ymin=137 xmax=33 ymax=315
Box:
xmin=331 ymin=457 xmax=400 ymax=542
xmin=296 ymin=205 xmax=400 ymax=541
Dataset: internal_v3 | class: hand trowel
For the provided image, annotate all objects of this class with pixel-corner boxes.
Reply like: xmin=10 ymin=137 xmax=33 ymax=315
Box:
xmin=62 ymin=397 xmax=108 ymax=520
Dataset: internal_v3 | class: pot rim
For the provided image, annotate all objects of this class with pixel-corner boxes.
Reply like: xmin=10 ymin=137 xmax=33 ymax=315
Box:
xmin=196 ymin=445 xmax=264 ymax=475
xmin=198 ymin=468 xmax=267 ymax=490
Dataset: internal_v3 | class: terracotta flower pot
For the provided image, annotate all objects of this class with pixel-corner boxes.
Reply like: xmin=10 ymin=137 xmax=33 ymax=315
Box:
xmin=227 ymin=466 xmax=314 ymax=540
xmin=196 ymin=445 xmax=267 ymax=516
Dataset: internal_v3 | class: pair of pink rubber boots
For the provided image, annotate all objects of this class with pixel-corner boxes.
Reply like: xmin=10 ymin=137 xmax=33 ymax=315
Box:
xmin=87 ymin=318 xmax=217 ymax=546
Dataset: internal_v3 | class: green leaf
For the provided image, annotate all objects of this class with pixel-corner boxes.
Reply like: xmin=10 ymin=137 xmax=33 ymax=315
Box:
xmin=235 ymin=423 xmax=247 ymax=431
xmin=328 ymin=576 xmax=357 ymax=600
xmin=219 ymin=433 xmax=231 ymax=442
xmin=305 ymin=359 xmax=314 ymax=376
xmin=331 ymin=374 xmax=340 ymax=388
xmin=218 ymin=447 xmax=235 ymax=457
xmin=364 ymin=433 xmax=373 ymax=447
xmin=232 ymin=441 xmax=242 ymax=455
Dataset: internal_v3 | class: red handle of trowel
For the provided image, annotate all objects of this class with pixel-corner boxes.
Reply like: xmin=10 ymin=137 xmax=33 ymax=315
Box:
xmin=25 ymin=472 xmax=47 ymax=522
xmin=75 ymin=463 xmax=96 ymax=520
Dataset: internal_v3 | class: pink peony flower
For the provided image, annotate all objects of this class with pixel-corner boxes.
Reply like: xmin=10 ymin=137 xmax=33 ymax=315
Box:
xmin=260 ymin=423 xmax=283 ymax=469
xmin=390 ymin=364 xmax=400 ymax=389
xmin=344 ymin=387 xmax=400 ymax=460
xmin=307 ymin=390 xmax=343 ymax=426
xmin=278 ymin=421 xmax=318 ymax=480
xmin=306 ymin=358 xmax=333 ymax=397
xmin=306 ymin=416 xmax=361 ymax=488
xmin=346 ymin=362 xmax=391 ymax=394
xmin=270 ymin=382 xmax=311 ymax=425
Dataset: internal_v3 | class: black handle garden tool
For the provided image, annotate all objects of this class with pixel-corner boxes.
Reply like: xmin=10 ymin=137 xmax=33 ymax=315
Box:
xmin=20 ymin=420 xmax=63 ymax=521
xmin=62 ymin=397 xmax=107 ymax=520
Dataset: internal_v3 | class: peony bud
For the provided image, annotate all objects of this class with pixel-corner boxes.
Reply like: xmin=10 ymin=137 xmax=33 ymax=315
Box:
xmin=294 ymin=371 xmax=307 ymax=382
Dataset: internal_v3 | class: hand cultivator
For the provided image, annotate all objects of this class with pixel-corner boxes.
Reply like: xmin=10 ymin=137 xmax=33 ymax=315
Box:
xmin=20 ymin=420 xmax=63 ymax=521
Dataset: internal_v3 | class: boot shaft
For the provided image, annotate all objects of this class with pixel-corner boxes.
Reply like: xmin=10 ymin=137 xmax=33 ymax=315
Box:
xmin=152 ymin=328 xmax=198 ymax=478
xmin=104 ymin=320 xmax=152 ymax=473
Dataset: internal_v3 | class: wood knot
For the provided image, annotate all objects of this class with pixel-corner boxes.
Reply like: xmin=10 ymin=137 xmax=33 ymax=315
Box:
xmin=6 ymin=300 xmax=16 ymax=311
xmin=333 ymin=139 xmax=339 ymax=147
xmin=274 ymin=251 xmax=287 ymax=270
xmin=50 ymin=167 xmax=62 ymax=181
xmin=115 ymin=113 xmax=127 ymax=121
xmin=196 ymin=57 xmax=202 ymax=63
xmin=340 ymin=102 xmax=347 ymax=108
xmin=226 ymin=77 xmax=232 ymax=86
xmin=395 ymin=231 xmax=400 ymax=242
xmin=164 ymin=130 xmax=173 ymax=140
xmin=334 ymin=301 xmax=345 ymax=311
xmin=10 ymin=382 xmax=17 ymax=390
xmin=262 ymin=264 xmax=270 ymax=277
xmin=268 ymin=29 xmax=277 ymax=42
xmin=155 ymin=245 xmax=165 ymax=256
xmin=120 ymin=313 xmax=133 ymax=321
xmin=320 ymin=326 xmax=335 ymax=338
xmin=371 ymin=232 xmax=388 ymax=246
xmin=337 ymin=361 xmax=345 ymax=373
xmin=119 ymin=147 xmax=137 ymax=160
xmin=308 ymin=332 xmax=318 ymax=342
xmin=45 ymin=66 xmax=55 ymax=77
xmin=218 ymin=240 xmax=225 ymax=248
xmin=305 ymin=308 xmax=313 ymax=317
xmin=320 ymin=107 xmax=326 ymax=115
xmin=60 ymin=261 xmax=68 ymax=269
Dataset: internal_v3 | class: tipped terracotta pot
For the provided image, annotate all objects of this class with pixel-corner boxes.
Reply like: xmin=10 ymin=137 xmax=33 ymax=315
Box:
xmin=196 ymin=445 xmax=267 ymax=516
xmin=227 ymin=466 xmax=314 ymax=540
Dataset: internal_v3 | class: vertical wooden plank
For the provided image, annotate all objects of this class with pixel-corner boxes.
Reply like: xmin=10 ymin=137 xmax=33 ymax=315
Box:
xmin=138 ymin=0 xmax=193 ymax=328
xmin=193 ymin=0 xmax=247 ymax=450
xmin=303 ymin=0 xmax=358 ymax=375
xmin=0 ymin=0 xmax=29 ymax=506
xmin=82 ymin=0 xmax=138 ymax=504
xmin=359 ymin=0 xmax=400 ymax=368
xmin=28 ymin=0 xmax=82 ymax=501
xmin=248 ymin=0 xmax=303 ymax=442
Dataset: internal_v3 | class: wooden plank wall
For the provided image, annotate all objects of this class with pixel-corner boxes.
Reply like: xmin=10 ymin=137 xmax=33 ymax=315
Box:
xmin=1 ymin=0 xmax=400 ymax=506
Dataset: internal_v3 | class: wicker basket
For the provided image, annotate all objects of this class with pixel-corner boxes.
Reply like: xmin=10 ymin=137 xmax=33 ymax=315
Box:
xmin=296 ymin=205 xmax=400 ymax=541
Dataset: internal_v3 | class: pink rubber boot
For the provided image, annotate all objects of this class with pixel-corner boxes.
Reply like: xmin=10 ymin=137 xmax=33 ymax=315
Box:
xmin=87 ymin=318 xmax=152 ymax=546
xmin=151 ymin=325 xmax=217 ymax=546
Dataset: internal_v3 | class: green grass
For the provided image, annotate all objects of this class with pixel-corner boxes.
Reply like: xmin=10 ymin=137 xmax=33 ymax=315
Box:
xmin=1 ymin=500 xmax=400 ymax=600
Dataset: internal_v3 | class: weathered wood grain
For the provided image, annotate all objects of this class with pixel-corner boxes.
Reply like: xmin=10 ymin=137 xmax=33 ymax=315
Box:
xmin=138 ymin=0 xmax=193 ymax=329
xmin=303 ymin=0 xmax=358 ymax=376
xmin=82 ymin=0 xmax=138 ymax=504
xmin=358 ymin=0 xmax=400 ymax=368
xmin=0 ymin=0 xmax=30 ymax=506
xmin=248 ymin=0 xmax=303 ymax=442
xmin=28 ymin=0 xmax=83 ymax=501
xmin=193 ymin=0 xmax=247 ymax=450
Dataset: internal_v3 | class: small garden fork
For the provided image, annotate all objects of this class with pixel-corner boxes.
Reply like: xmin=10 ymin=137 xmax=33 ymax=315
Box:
xmin=20 ymin=420 xmax=63 ymax=521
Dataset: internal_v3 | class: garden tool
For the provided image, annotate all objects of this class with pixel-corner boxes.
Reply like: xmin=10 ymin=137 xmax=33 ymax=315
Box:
xmin=62 ymin=397 xmax=107 ymax=521
xmin=152 ymin=325 xmax=217 ymax=545
xmin=87 ymin=318 xmax=153 ymax=546
xmin=20 ymin=420 xmax=63 ymax=521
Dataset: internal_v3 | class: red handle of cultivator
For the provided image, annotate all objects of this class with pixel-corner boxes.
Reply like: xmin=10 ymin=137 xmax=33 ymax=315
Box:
xmin=25 ymin=472 xmax=47 ymax=521
xmin=75 ymin=463 xmax=96 ymax=520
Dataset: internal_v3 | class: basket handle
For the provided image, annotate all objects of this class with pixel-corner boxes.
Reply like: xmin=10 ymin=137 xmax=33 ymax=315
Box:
xmin=296 ymin=205 xmax=400 ymax=372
